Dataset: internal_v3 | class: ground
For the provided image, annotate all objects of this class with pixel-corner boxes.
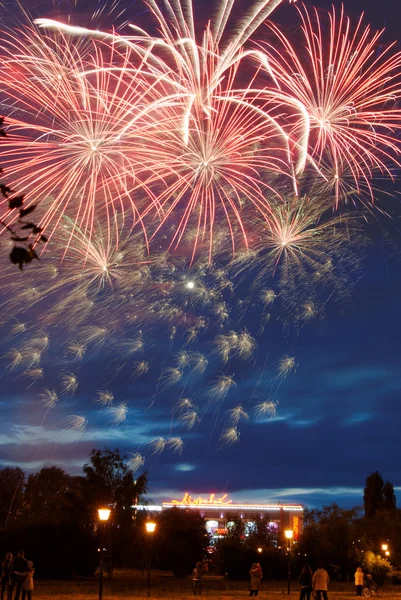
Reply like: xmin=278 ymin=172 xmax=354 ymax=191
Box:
xmin=30 ymin=570 xmax=401 ymax=599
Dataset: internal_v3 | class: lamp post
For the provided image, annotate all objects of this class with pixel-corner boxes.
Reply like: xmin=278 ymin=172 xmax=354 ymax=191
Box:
xmin=285 ymin=529 xmax=294 ymax=596
xmin=98 ymin=508 xmax=111 ymax=600
xmin=146 ymin=521 xmax=156 ymax=597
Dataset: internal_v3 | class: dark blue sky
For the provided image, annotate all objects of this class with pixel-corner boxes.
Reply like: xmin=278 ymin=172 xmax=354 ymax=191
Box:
xmin=0 ymin=0 xmax=400 ymax=510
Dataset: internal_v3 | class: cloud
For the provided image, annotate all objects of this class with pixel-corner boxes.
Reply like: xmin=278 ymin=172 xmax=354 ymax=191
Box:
xmin=344 ymin=413 xmax=374 ymax=426
xmin=174 ymin=463 xmax=196 ymax=472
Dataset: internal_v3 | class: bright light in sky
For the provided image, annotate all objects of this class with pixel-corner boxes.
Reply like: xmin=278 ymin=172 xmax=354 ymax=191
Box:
xmin=186 ymin=281 xmax=195 ymax=290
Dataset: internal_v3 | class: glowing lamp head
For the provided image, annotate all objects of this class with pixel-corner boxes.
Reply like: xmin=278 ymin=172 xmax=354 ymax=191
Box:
xmin=98 ymin=508 xmax=111 ymax=522
xmin=382 ymin=544 xmax=388 ymax=551
xmin=284 ymin=529 xmax=293 ymax=540
xmin=186 ymin=281 xmax=195 ymax=290
xmin=385 ymin=551 xmax=390 ymax=556
xmin=257 ymin=547 xmax=262 ymax=553
xmin=146 ymin=521 xmax=156 ymax=533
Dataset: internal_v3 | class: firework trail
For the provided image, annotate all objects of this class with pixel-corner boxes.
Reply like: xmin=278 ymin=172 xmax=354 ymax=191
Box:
xmin=0 ymin=25 xmax=175 ymax=247
xmin=0 ymin=0 xmax=399 ymax=463
xmin=261 ymin=3 xmax=401 ymax=201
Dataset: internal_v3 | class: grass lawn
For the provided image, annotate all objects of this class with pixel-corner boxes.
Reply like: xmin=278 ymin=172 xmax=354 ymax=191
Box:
xmin=29 ymin=570 xmax=401 ymax=600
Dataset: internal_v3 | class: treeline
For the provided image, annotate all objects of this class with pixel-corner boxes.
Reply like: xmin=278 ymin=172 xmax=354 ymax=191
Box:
xmin=210 ymin=472 xmax=400 ymax=583
xmin=297 ymin=473 xmax=400 ymax=582
xmin=0 ymin=448 xmax=149 ymax=578
xmin=0 ymin=456 xmax=399 ymax=583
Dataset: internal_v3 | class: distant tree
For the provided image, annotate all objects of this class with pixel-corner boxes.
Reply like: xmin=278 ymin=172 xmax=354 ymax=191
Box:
xmin=83 ymin=448 xmax=148 ymax=567
xmin=82 ymin=448 xmax=148 ymax=522
xmin=224 ymin=513 xmax=245 ymax=540
xmin=364 ymin=472 xmax=385 ymax=518
xmin=153 ymin=507 xmax=209 ymax=578
xmin=364 ymin=472 xmax=396 ymax=518
xmin=1 ymin=522 xmax=97 ymax=579
xmin=297 ymin=504 xmax=360 ymax=579
xmin=362 ymin=551 xmax=392 ymax=584
xmin=382 ymin=481 xmax=396 ymax=515
xmin=0 ymin=467 xmax=25 ymax=528
xmin=246 ymin=516 xmax=278 ymax=549
xmin=208 ymin=513 xmax=280 ymax=580
xmin=23 ymin=467 xmax=85 ymax=526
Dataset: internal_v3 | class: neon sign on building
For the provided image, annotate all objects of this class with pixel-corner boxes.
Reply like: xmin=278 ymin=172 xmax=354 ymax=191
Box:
xmin=171 ymin=493 xmax=232 ymax=506
xmin=161 ymin=493 xmax=303 ymax=512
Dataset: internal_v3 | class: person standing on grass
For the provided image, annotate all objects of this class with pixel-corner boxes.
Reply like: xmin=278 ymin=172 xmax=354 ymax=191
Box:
xmin=1 ymin=554 xmax=12 ymax=600
xmin=354 ymin=567 xmax=364 ymax=596
xmin=312 ymin=563 xmax=330 ymax=600
xmin=298 ymin=564 xmax=313 ymax=600
xmin=21 ymin=563 xmax=34 ymax=600
xmin=1 ymin=552 xmax=13 ymax=600
xmin=192 ymin=561 xmax=203 ymax=595
xmin=8 ymin=550 xmax=28 ymax=600
xmin=249 ymin=563 xmax=261 ymax=597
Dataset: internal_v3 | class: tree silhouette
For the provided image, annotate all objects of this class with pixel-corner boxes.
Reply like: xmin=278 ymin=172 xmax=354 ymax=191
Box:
xmin=0 ymin=116 xmax=46 ymax=268
xmin=0 ymin=467 xmax=25 ymax=528
xmin=363 ymin=471 xmax=396 ymax=518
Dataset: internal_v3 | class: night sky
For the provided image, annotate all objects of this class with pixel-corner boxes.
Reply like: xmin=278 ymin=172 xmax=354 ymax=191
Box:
xmin=0 ymin=0 xmax=400 ymax=510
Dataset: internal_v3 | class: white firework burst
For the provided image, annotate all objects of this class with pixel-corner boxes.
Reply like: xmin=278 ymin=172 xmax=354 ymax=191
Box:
xmin=39 ymin=388 xmax=58 ymax=408
xmin=103 ymin=403 xmax=128 ymax=425
xmin=254 ymin=400 xmax=278 ymax=419
xmin=126 ymin=452 xmax=145 ymax=473
xmin=95 ymin=390 xmax=114 ymax=406
xmin=167 ymin=437 xmax=184 ymax=455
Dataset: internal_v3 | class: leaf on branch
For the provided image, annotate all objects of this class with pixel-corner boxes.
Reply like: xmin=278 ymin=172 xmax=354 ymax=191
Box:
xmin=11 ymin=236 xmax=30 ymax=242
xmin=0 ymin=184 xmax=13 ymax=197
xmin=9 ymin=246 xmax=34 ymax=270
xmin=0 ymin=117 xmax=4 ymax=127
xmin=40 ymin=234 xmax=48 ymax=243
xmin=19 ymin=205 xmax=37 ymax=218
xmin=9 ymin=195 xmax=24 ymax=209
xmin=0 ymin=130 xmax=6 ymax=138
xmin=21 ymin=222 xmax=41 ymax=231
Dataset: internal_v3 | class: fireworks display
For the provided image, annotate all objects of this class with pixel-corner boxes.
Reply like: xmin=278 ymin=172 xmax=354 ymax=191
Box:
xmin=0 ymin=0 xmax=400 ymax=471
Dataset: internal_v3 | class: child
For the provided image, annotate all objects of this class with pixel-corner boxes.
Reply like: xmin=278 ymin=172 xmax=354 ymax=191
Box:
xmin=21 ymin=561 xmax=34 ymax=600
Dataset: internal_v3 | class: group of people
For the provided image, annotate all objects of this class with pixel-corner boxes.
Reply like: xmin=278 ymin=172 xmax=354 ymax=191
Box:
xmin=299 ymin=565 xmax=375 ymax=600
xmin=0 ymin=551 xmax=34 ymax=600
xmin=298 ymin=564 xmax=329 ymax=600
xmin=247 ymin=562 xmax=374 ymax=600
xmin=248 ymin=562 xmax=330 ymax=599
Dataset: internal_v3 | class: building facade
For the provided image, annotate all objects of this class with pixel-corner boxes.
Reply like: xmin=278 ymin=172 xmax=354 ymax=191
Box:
xmin=137 ymin=492 xmax=303 ymax=542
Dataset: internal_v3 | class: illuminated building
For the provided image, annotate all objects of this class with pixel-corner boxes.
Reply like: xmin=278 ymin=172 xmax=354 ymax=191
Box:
xmin=137 ymin=493 xmax=304 ymax=541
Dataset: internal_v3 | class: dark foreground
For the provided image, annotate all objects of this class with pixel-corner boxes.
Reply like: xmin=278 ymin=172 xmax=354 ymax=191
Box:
xmin=30 ymin=570 xmax=401 ymax=599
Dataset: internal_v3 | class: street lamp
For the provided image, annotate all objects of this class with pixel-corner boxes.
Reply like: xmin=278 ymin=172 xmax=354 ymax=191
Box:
xmin=146 ymin=521 xmax=157 ymax=597
xmin=284 ymin=530 xmax=294 ymax=596
xmin=381 ymin=544 xmax=388 ymax=552
xmin=385 ymin=551 xmax=390 ymax=557
xmin=98 ymin=508 xmax=111 ymax=600
xmin=257 ymin=547 xmax=263 ymax=554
